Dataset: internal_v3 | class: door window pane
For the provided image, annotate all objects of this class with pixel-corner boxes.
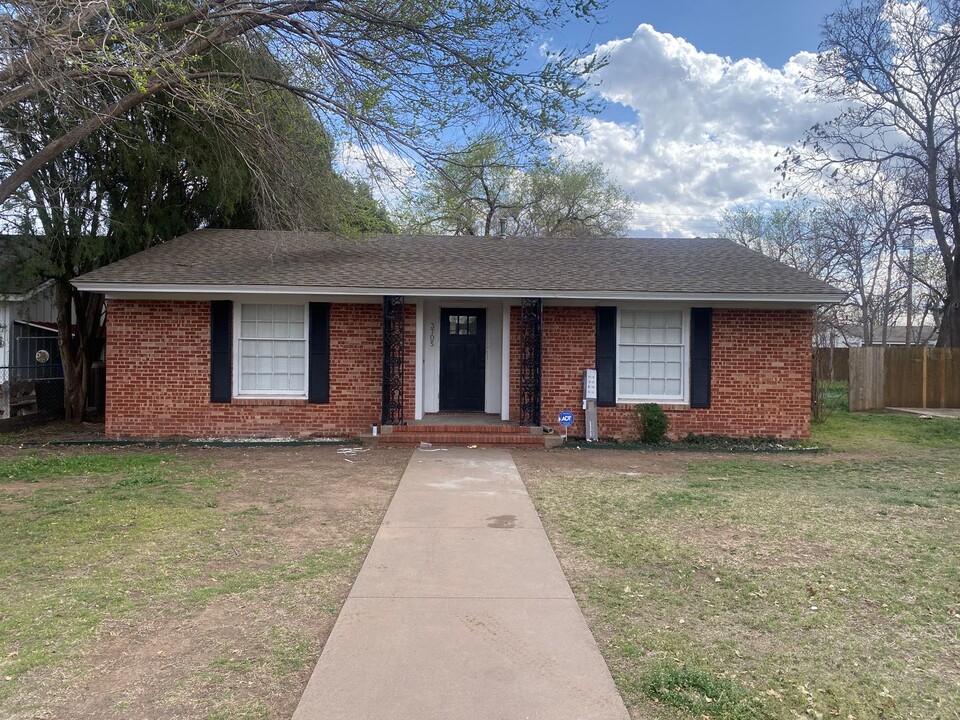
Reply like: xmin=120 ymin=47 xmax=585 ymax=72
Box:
xmin=448 ymin=314 xmax=478 ymax=336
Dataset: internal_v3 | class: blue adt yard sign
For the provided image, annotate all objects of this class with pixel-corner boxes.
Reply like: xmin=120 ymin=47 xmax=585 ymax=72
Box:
xmin=558 ymin=410 xmax=574 ymax=427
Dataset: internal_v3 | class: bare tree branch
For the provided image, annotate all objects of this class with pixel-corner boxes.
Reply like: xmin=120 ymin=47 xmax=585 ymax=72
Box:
xmin=0 ymin=0 xmax=607 ymax=204
xmin=781 ymin=0 xmax=960 ymax=346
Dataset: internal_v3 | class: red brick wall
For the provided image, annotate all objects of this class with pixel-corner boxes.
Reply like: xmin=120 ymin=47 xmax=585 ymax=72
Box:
xmin=508 ymin=306 xmax=813 ymax=440
xmin=107 ymin=300 xmax=812 ymax=440
xmin=105 ymin=300 xmax=415 ymax=438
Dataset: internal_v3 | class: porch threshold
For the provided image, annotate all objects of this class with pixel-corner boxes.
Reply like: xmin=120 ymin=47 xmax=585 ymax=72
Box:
xmin=408 ymin=413 xmax=514 ymax=427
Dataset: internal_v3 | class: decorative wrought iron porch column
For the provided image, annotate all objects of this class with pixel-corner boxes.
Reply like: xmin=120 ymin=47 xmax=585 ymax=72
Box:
xmin=381 ymin=296 xmax=405 ymax=426
xmin=519 ymin=297 xmax=542 ymax=426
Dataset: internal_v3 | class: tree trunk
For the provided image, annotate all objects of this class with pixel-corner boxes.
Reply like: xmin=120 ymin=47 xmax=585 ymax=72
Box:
xmin=937 ymin=170 xmax=960 ymax=347
xmin=56 ymin=280 xmax=82 ymax=422
xmin=937 ymin=269 xmax=960 ymax=347
xmin=55 ymin=279 xmax=104 ymax=422
xmin=881 ymin=230 xmax=895 ymax=347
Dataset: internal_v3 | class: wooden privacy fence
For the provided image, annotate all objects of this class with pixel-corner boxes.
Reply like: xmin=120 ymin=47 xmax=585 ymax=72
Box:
xmin=848 ymin=347 xmax=885 ymax=411
xmin=849 ymin=346 xmax=960 ymax=411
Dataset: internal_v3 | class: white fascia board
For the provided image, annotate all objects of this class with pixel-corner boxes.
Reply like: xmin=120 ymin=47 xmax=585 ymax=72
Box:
xmin=72 ymin=281 xmax=843 ymax=306
xmin=13 ymin=320 xmax=58 ymax=333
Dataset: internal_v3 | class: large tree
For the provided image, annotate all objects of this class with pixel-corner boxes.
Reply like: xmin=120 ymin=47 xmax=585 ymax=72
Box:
xmin=720 ymin=202 xmax=835 ymax=278
xmin=0 ymin=0 xmax=605 ymax=204
xmin=516 ymin=160 xmax=633 ymax=237
xmin=3 ymin=98 xmax=251 ymax=421
xmin=721 ymin=181 xmax=939 ymax=347
xmin=781 ymin=0 xmax=960 ymax=346
xmin=3 ymin=86 xmax=392 ymax=421
xmin=404 ymin=136 xmax=632 ymax=237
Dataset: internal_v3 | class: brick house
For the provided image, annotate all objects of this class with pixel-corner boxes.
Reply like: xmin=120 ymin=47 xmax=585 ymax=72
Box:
xmin=72 ymin=231 xmax=841 ymax=442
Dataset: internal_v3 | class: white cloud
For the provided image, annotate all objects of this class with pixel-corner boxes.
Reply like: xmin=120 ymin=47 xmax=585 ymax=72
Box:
xmin=557 ymin=24 xmax=836 ymax=236
xmin=336 ymin=142 xmax=421 ymax=213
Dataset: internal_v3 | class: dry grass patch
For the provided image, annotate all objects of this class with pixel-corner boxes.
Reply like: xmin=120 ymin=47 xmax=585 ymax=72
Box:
xmin=517 ymin=413 xmax=960 ymax=720
xmin=0 ymin=444 xmax=408 ymax=719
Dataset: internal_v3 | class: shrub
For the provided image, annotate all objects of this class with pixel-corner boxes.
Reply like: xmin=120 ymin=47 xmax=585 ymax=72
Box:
xmin=633 ymin=403 xmax=669 ymax=443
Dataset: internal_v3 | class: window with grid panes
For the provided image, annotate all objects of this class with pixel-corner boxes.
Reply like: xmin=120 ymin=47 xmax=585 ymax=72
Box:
xmin=618 ymin=309 xmax=686 ymax=402
xmin=237 ymin=304 xmax=307 ymax=395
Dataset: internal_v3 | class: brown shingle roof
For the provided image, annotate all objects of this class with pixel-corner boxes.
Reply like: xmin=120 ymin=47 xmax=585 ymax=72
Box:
xmin=73 ymin=230 xmax=842 ymax=299
xmin=0 ymin=234 xmax=42 ymax=295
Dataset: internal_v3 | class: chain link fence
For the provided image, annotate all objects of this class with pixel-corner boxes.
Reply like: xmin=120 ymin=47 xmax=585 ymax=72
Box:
xmin=0 ymin=332 xmax=106 ymax=423
xmin=1 ymin=329 xmax=65 ymax=421
xmin=0 ymin=366 xmax=65 ymax=419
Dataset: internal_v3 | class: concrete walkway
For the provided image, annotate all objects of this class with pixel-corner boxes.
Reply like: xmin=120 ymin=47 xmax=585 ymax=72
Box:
xmin=888 ymin=407 xmax=960 ymax=419
xmin=291 ymin=448 xmax=629 ymax=720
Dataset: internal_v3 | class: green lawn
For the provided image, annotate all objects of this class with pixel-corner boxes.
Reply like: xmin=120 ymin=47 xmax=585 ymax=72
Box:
xmin=520 ymin=410 xmax=960 ymax=720
xmin=0 ymin=447 xmax=405 ymax=719
xmin=2 ymin=455 xmax=216 ymax=683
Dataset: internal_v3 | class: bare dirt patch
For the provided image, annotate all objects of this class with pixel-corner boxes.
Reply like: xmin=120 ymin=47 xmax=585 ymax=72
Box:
xmin=513 ymin=445 xmax=839 ymax=479
xmin=0 ymin=420 xmax=107 ymax=445
xmin=513 ymin=446 xmax=699 ymax=477
xmin=1 ymin=443 xmax=410 ymax=720
xmin=672 ymin=523 xmax=834 ymax=571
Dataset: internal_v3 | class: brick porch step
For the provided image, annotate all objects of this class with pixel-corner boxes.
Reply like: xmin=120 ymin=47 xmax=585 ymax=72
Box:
xmin=377 ymin=424 xmax=547 ymax=447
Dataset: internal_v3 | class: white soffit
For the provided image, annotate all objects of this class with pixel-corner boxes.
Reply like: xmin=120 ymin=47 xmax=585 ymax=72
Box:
xmin=74 ymin=282 xmax=841 ymax=306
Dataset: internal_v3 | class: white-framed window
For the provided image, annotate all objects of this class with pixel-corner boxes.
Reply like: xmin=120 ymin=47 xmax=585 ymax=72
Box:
xmin=617 ymin=307 xmax=688 ymax=403
xmin=235 ymin=303 xmax=308 ymax=397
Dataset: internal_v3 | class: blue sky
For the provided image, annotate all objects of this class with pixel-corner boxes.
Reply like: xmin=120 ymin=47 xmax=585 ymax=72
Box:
xmin=540 ymin=0 xmax=848 ymax=236
xmin=346 ymin=1 xmax=851 ymax=236
xmin=557 ymin=1 xmax=844 ymax=68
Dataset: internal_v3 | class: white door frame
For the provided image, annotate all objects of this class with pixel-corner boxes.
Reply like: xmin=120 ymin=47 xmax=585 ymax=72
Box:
xmin=415 ymin=299 xmax=510 ymax=420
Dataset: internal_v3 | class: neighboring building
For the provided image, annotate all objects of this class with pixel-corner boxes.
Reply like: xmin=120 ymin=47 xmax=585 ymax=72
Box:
xmin=0 ymin=235 xmax=60 ymax=372
xmin=72 ymin=231 xmax=842 ymax=441
xmin=0 ymin=283 xmax=60 ymax=371
xmin=0 ymin=235 xmax=62 ymax=418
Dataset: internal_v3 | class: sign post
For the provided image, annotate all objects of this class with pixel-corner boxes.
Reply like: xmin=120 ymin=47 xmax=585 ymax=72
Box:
xmin=558 ymin=409 xmax=574 ymax=441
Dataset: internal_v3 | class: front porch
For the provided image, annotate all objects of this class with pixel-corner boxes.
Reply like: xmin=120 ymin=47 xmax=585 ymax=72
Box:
xmin=379 ymin=296 xmax=545 ymax=445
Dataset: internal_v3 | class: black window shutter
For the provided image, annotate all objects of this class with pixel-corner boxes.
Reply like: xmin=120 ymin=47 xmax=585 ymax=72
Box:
xmin=210 ymin=300 xmax=233 ymax=403
xmin=690 ymin=307 xmax=712 ymax=409
xmin=596 ymin=306 xmax=617 ymax=407
xmin=308 ymin=302 xmax=331 ymax=404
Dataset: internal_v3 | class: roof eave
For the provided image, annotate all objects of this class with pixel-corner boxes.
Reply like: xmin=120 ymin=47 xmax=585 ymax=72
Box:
xmin=0 ymin=278 xmax=53 ymax=301
xmin=71 ymin=280 xmax=844 ymax=305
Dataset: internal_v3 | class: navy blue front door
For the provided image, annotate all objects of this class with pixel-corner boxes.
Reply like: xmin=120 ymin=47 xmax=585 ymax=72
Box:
xmin=439 ymin=309 xmax=486 ymax=412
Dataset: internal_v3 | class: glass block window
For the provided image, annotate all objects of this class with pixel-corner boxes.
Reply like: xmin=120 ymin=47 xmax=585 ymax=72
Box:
xmin=618 ymin=309 xmax=686 ymax=401
xmin=237 ymin=304 xmax=307 ymax=395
